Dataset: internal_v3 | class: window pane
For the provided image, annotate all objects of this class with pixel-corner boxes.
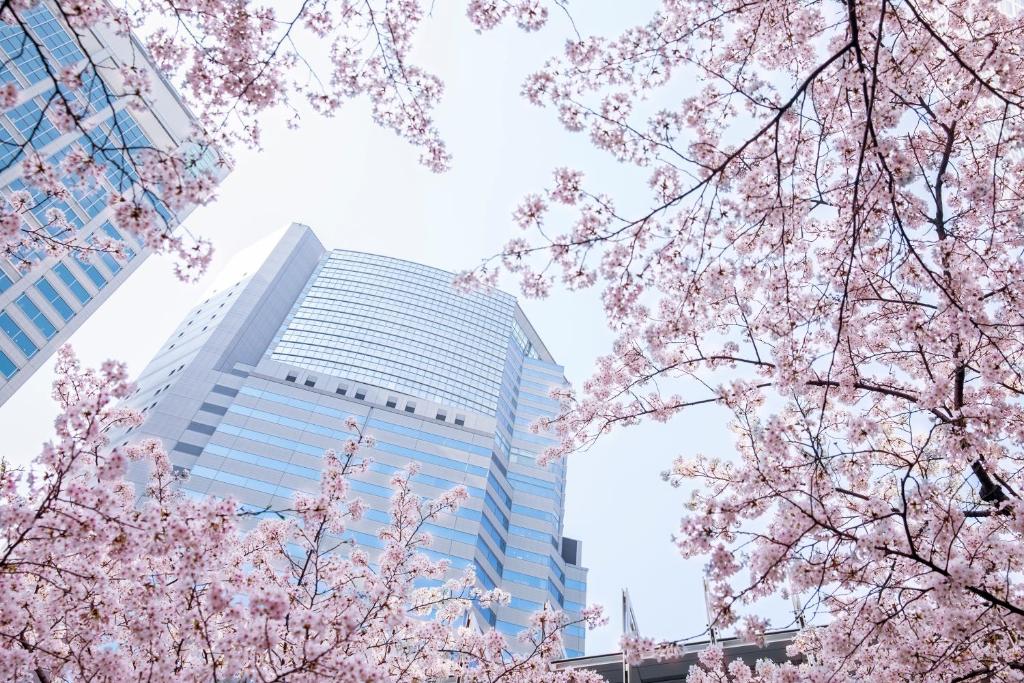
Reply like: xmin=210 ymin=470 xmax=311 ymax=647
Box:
xmin=0 ymin=312 xmax=37 ymax=358
xmin=72 ymin=256 xmax=106 ymax=288
xmin=15 ymin=293 xmax=56 ymax=339
xmin=0 ymin=349 xmax=16 ymax=378
xmin=34 ymin=277 xmax=74 ymax=321
xmin=53 ymin=263 xmax=90 ymax=304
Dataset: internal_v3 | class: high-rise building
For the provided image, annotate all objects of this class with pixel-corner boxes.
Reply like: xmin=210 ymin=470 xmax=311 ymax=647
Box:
xmin=116 ymin=224 xmax=589 ymax=656
xmin=0 ymin=0 xmax=218 ymax=405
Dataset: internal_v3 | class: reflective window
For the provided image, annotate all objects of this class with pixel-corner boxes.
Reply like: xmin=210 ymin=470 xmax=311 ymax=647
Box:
xmin=0 ymin=349 xmax=16 ymax=378
xmin=15 ymin=293 xmax=56 ymax=339
xmin=35 ymin=277 xmax=73 ymax=321
xmin=0 ymin=311 xmax=37 ymax=358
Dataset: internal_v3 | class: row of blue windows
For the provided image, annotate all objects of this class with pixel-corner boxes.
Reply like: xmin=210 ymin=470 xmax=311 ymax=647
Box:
xmin=206 ymin=441 xmax=318 ymax=479
xmin=193 ymin=459 xmax=402 ymax=505
xmin=509 ymin=596 xmax=542 ymax=613
xmin=523 ymin=356 xmax=566 ymax=378
xmin=345 ymin=528 xmax=383 ymax=549
xmin=374 ymin=441 xmax=486 ymax=479
xmin=15 ymin=292 xmax=55 ymax=339
xmin=483 ymin=491 xmax=509 ymax=529
xmin=566 ymin=579 xmax=586 ymax=593
xmin=0 ymin=350 xmax=16 ymax=378
xmin=422 ymin=523 xmax=475 ymax=546
xmin=205 ymin=444 xmax=491 ymax=534
xmin=502 ymin=569 xmax=546 ymax=590
xmin=223 ymin=406 xmax=488 ymax=483
xmin=238 ymin=384 xmax=491 ymax=460
xmin=479 ymin=511 xmax=506 ymax=553
xmin=548 ymin=578 xmax=564 ymax=606
xmin=208 ymin=436 xmax=483 ymax=500
xmin=35 ymin=277 xmax=73 ymax=321
xmin=53 ymin=262 xmax=91 ymax=304
xmin=487 ymin=473 xmax=512 ymax=509
xmin=509 ymin=524 xmax=559 ymax=549
xmin=365 ymin=417 xmax=490 ymax=458
xmin=513 ymin=429 xmax=558 ymax=447
xmin=518 ymin=391 xmax=561 ymax=410
xmin=508 ymin=545 xmax=565 ymax=585
xmin=0 ymin=25 xmax=47 ymax=86
xmin=495 ymin=620 xmax=522 ymax=637
xmin=418 ymin=547 xmax=473 ymax=571
xmin=495 ymin=429 xmax=512 ymax=458
xmin=476 ymin=536 xmax=502 ymax=575
xmin=73 ymin=252 xmax=107 ymax=289
xmin=519 ymin=378 xmax=552 ymax=393
xmin=509 ymin=471 xmax=562 ymax=490
xmin=21 ymin=5 xmax=83 ymax=66
xmin=0 ymin=310 xmax=37 ymax=358
xmin=511 ymin=503 xmax=559 ymax=527
xmin=191 ymin=464 xmax=283 ymax=496
xmin=508 ymin=476 xmax=560 ymax=502
xmin=507 ymin=545 xmax=547 ymax=565
xmin=566 ymin=625 xmax=586 ymax=639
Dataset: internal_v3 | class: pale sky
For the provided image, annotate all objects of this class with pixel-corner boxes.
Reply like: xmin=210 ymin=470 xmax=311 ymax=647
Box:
xmin=0 ymin=1 xmax=783 ymax=654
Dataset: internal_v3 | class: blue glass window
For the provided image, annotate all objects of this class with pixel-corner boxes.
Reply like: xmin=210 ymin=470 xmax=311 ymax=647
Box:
xmin=97 ymin=249 xmax=121 ymax=274
xmin=0 ymin=349 xmax=16 ymax=378
xmin=510 ymin=524 xmax=558 ymax=548
xmin=507 ymin=546 xmax=547 ymax=565
xmin=480 ymin=512 xmax=507 ymax=552
xmin=72 ymin=255 xmax=107 ymax=289
xmin=34 ymin=277 xmax=73 ymax=321
xmin=23 ymin=5 xmax=84 ymax=65
xmin=53 ymin=263 xmax=90 ymax=304
xmin=502 ymin=570 xmax=545 ymax=589
xmin=495 ymin=621 xmax=522 ymax=637
xmin=101 ymin=223 xmax=135 ymax=259
xmin=0 ymin=26 xmax=47 ymax=84
xmin=15 ymin=293 xmax=56 ymax=339
xmin=509 ymin=596 xmax=542 ymax=613
xmin=0 ymin=269 xmax=12 ymax=293
xmin=511 ymin=504 xmax=558 ymax=526
xmin=0 ymin=311 xmax=37 ymax=358
xmin=476 ymin=536 xmax=503 ymax=575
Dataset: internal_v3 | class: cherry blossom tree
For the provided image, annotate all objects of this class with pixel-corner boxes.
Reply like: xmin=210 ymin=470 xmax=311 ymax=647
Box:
xmin=0 ymin=0 xmax=564 ymax=278
xmin=465 ymin=0 xmax=1024 ymax=680
xmin=0 ymin=346 xmax=604 ymax=681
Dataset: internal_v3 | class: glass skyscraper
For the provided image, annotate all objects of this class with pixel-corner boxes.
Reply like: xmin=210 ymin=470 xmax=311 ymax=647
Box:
xmin=117 ymin=224 xmax=589 ymax=656
xmin=0 ymin=0 xmax=217 ymax=405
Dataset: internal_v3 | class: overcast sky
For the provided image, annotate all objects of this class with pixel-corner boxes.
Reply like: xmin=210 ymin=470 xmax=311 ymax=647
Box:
xmin=0 ymin=1 xmax=790 ymax=653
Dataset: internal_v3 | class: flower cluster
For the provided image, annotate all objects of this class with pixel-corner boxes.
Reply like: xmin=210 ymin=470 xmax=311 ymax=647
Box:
xmin=0 ymin=347 xmax=603 ymax=681
xmin=475 ymin=0 xmax=1024 ymax=679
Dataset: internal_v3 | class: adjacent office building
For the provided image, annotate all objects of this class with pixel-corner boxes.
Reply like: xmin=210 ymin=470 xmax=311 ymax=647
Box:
xmin=115 ymin=224 xmax=589 ymax=656
xmin=554 ymin=630 xmax=800 ymax=682
xmin=0 ymin=0 xmax=217 ymax=405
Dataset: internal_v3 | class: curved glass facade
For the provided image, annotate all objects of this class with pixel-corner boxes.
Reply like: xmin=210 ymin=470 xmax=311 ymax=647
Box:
xmin=271 ymin=251 xmax=520 ymax=415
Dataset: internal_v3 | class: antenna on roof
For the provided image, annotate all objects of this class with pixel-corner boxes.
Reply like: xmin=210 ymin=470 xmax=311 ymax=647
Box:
xmin=702 ymin=576 xmax=719 ymax=646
